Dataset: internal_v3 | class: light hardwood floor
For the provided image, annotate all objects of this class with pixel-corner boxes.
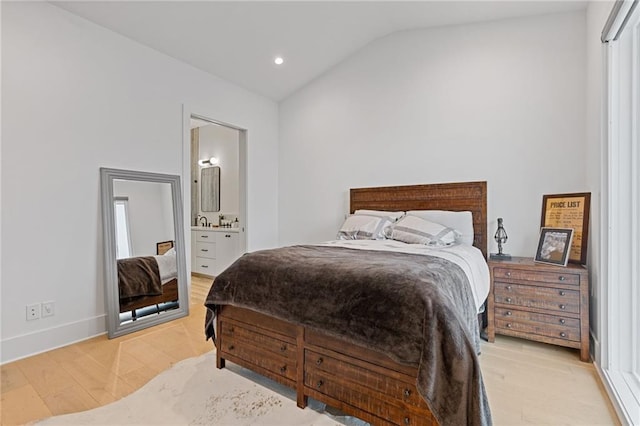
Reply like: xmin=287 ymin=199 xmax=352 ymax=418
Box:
xmin=1 ymin=276 xmax=619 ymax=425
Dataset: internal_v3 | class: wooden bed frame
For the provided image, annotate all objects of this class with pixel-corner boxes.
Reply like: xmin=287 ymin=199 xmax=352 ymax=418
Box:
xmin=119 ymin=278 xmax=179 ymax=313
xmin=215 ymin=181 xmax=487 ymax=426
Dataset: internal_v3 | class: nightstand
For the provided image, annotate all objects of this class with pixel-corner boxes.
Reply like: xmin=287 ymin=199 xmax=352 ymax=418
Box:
xmin=487 ymin=257 xmax=590 ymax=362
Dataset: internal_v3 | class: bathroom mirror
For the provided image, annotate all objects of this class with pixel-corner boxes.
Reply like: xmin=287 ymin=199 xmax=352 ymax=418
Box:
xmin=100 ymin=168 xmax=189 ymax=338
xmin=201 ymin=166 xmax=220 ymax=212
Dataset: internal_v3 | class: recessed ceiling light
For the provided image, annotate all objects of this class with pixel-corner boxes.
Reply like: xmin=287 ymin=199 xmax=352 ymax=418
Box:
xmin=274 ymin=57 xmax=284 ymax=65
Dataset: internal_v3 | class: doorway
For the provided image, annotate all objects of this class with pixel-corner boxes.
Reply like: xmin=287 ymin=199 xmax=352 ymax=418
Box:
xmin=183 ymin=111 xmax=248 ymax=280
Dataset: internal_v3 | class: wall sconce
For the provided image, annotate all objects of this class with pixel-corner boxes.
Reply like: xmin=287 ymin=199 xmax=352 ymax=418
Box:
xmin=198 ymin=157 xmax=218 ymax=167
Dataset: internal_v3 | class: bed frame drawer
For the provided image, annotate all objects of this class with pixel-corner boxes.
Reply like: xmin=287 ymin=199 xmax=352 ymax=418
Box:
xmin=221 ymin=320 xmax=296 ymax=359
xmin=219 ymin=305 xmax=298 ymax=339
xmin=304 ymin=369 xmax=432 ymax=426
xmin=305 ymin=349 xmax=427 ymax=410
xmin=218 ymin=320 xmax=297 ymax=382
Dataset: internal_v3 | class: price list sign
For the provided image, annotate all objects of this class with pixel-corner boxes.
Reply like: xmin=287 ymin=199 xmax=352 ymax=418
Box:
xmin=541 ymin=193 xmax=590 ymax=264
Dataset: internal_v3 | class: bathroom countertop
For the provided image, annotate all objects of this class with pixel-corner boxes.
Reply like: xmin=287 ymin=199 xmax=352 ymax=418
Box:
xmin=191 ymin=226 xmax=240 ymax=233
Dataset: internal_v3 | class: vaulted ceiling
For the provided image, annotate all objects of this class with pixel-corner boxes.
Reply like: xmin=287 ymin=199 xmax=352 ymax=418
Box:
xmin=53 ymin=1 xmax=587 ymax=101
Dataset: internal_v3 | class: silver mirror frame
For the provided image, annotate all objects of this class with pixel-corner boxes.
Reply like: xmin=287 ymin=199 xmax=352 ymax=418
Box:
xmin=100 ymin=167 xmax=189 ymax=338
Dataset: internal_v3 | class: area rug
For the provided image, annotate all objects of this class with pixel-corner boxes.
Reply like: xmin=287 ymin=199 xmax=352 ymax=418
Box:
xmin=36 ymin=351 xmax=366 ymax=426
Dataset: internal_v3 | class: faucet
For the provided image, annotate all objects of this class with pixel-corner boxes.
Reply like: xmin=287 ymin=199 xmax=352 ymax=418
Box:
xmin=199 ymin=216 xmax=209 ymax=227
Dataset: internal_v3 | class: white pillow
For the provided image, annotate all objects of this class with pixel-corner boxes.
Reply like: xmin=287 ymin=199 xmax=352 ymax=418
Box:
xmin=337 ymin=214 xmax=393 ymax=240
xmin=406 ymin=210 xmax=474 ymax=246
xmin=390 ymin=215 xmax=458 ymax=246
xmin=354 ymin=209 xmax=405 ymax=222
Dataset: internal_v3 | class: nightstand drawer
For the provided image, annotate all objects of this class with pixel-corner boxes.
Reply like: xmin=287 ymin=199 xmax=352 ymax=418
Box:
xmin=494 ymin=308 xmax=580 ymax=341
xmin=493 ymin=267 xmax=579 ymax=286
xmin=494 ymin=282 xmax=580 ymax=314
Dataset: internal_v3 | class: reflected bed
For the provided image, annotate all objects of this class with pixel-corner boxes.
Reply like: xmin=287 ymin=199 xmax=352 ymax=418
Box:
xmin=118 ymin=241 xmax=179 ymax=316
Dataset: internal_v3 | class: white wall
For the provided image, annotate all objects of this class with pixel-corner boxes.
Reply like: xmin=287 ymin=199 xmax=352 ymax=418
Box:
xmin=279 ymin=12 xmax=587 ymax=258
xmin=1 ymin=2 xmax=279 ymax=363
xmin=197 ymin=124 xmax=240 ymax=224
xmin=113 ymin=180 xmax=174 ymax=256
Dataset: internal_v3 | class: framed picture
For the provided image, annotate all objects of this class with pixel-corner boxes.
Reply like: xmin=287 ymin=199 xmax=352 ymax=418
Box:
xmin=535 ymin=228 xmax=574 ymax=266
xmin=541 ymin=192 xmax=590 ymax=264
xmin=156 ymin=240 xmax=174 ymax=255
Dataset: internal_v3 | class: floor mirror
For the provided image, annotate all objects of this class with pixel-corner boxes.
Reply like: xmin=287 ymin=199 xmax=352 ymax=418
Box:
xmin=100 ymin=168 xmax=189 ymax=338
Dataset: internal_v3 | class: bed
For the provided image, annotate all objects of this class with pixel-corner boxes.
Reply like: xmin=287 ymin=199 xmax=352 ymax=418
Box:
xmin=118 ymin=241 xmax=179 ymax=315
xmin=205 ymin=181 xmax=490 ymax=426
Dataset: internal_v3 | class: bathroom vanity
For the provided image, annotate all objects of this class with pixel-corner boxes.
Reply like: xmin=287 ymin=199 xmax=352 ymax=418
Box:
xmin=191 ymin=227 xmax=241 ymax=277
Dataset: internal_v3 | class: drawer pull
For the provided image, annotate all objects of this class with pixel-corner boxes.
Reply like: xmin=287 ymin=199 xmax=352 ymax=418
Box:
xmin=560 ymin=304 xmax=566 ymax=310
xmin=225 ymin=234 xmax=231 ymax=238
xmin=559 ymin=291 xmax=566 ymax=296
xmin=559 ymin=276 xmax=566 ymax=281
xmin=201 ymin=249 xmax=209 ymax=252
xmin=560 ymin=332 xmax=567 ymax=338
xmin=316 ymin=357 xmax=323 ymax=366
xmin=505 ymin=297 xmax=512 ymax=303
xmin=201 ymin=235 xmax=209 ymax=238
xmin=403 ymin=388 xmax=412 ymax=397
xmin=506 ymin=311 xmax=512 ymax=316
xmin=280 ymin=366 xmax=287 ymax=373
xmin=316 ymin=380 xmax=324 ymax=389
xmin=228 ymin=345 xmax=234 ymax=351
xmin=201 ymin=265 xmax=208 ymax=268
xmin=280 ymin=344 xmax=287 ymax=352
xmin=404 ymin=417 xmax=411 ymax=425
xmin=506 ymin=285 xmax=512 ymax=290
xmin=506 ymin=272 xmax=511 ymax=277
xmin=559 ymin=319 xmax=566 ymax=324
xmin=506 ymin=323 xmax=512 ymax=328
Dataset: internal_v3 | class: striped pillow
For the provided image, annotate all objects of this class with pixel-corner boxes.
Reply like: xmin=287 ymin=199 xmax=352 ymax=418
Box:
xmin=390 ymin=215 xmax=458 ymax=246
xmin=337 ymin=214 xmax=393 ymax=240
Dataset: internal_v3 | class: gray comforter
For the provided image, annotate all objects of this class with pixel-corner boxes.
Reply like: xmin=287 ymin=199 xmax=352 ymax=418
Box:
xmin=204 ymin=245 xmax=492 ymax=426
xmin=117 ymin=256 xmax=162 ymax=299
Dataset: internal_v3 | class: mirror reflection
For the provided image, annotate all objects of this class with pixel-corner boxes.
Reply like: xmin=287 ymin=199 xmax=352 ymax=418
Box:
xmin=100 ymin=168 xmax=188 ymax=338
xmin=113 ymin=180 xmax=179 ymax=324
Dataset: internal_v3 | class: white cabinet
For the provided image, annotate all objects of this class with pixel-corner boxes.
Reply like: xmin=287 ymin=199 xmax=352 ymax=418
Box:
xmin=191 ymin=229 xmax=240 ymax=277
xmin=215 ymin=231 xmax=239 ymax=273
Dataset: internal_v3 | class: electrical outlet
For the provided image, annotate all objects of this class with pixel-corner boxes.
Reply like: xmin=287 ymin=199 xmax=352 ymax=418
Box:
xmin=42 ymin=301 xmax=55 ymax=317
xmin=26 ymin=304 xmax=40 ymax=321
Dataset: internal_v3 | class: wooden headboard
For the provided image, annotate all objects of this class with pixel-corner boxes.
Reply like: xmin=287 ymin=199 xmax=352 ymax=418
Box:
xmin=350 ymin=181 xmax=488 ymax=259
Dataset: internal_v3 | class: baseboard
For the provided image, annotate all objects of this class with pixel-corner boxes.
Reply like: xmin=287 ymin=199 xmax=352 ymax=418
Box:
xmin=593 ymin=362 xmax=638 ymax=426
xmin=590 ymin=329 xmax=600 ymax=363
xmin=1 ymin=315 xmax=107 ymax=364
